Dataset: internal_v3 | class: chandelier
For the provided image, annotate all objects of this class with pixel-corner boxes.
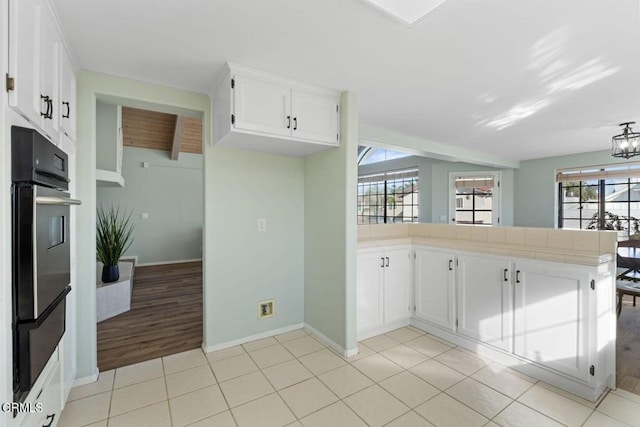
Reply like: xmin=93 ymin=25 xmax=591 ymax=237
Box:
xmin=612 ymin=122 xmax=640 ymax=159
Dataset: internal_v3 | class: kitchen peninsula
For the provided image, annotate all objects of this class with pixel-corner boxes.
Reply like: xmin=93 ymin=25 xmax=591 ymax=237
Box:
xmin=357 ymin=223 xmax=617 ymax=402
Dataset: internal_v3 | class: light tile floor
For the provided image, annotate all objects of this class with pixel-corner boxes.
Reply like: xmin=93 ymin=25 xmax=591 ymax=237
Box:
xmin=59 ymin=326 xmax=640 ymax=427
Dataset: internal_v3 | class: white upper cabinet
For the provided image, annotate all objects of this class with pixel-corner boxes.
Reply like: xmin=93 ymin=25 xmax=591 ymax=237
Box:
xmin=290 ymin=89 xmax=339 ymax=144
xmin=233 ymin=74 xmax=292 ymax=137
xmin=39 ymin=3 xmax=60 ymax=139
xmin=8 ymin=0 xmax=76 ymax=144
xmin=213 ymin=63 xmax=340 ymax=157
xmin=59 ymin=48 xmax=77 ymax=141
xmin=8 ymin=0 xmax=42 ymax=126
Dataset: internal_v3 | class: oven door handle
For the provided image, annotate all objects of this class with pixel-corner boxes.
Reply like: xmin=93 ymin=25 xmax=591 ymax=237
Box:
xmin=35 ymin=196 xmax=82 ymax=206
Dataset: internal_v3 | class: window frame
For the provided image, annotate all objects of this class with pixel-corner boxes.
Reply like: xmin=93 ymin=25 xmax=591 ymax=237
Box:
xmin=448 ymin=171 xmax=502 ymax=226
xmin=357 ymin=169 xmax=419 ymax=224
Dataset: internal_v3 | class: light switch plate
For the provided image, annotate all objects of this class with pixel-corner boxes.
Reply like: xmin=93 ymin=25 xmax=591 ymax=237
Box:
xmin=257 ymin=218 xmax=266 ymax=232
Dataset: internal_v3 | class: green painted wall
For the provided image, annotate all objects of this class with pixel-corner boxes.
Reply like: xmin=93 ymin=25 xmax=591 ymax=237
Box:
xmin=97 ymin=147 xmax=203 ymax=264
xmin=514 ymin=150 xmax=629 ymax=228
xmin=204 ymin=146 xmax=305 ymax=345
xmin=304 ymin=92 xmax=358 ymax=353
xmin=75 ymin=71 xmax=210 ymax=379
xmin=95 ymin=101 xmax=118 ymax=171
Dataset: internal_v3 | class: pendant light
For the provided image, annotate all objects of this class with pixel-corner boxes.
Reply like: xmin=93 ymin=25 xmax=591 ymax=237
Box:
xmin=612 ymin=122 xmax=640 ymax=159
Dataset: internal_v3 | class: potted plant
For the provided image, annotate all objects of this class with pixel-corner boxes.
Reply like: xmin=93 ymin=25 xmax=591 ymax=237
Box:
xmin=96 ymin=206 xmax=135 ymax=283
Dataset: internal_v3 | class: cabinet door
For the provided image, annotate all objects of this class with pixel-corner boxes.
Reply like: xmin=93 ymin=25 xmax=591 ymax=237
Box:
xmin=291 ymin=90 xmax=339 ymax=145
xmin=59 ymin=48 xmax=76 ymax=141
xmin=457 ymin=254 xmax=512 ymax=352
xmin=39 ymin=2 xmax=60 ymax=140
xmin=233 ymin=74 xmax=291 ymax=137
xmin=357 ymin=251 xmax=385 ymax=332
xmin=514 ymin=261 xmax=591 ymax=381
xmin=8 ymin=0 xmax=43 ymax=126
xmin=383 ymin=248 xmax=412 ymax=324
xmin=414 ymin=248 xmax=456 ymax=330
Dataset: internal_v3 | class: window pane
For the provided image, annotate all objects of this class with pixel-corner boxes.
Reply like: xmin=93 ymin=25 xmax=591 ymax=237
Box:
xmin=562 ymin=218 xmax=581 ymax=229
xmin=357 ymin=174 xmax=418 ymax=224
xmin=475 ymin=210 xmax=492 ymax=225
xmin=456 ymin=211 xmax=473 ymax=224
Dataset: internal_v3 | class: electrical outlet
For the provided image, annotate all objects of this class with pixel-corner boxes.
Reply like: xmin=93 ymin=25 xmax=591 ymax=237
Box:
xmin=258 ymin=300 xmax=274 ymax=319
xmin=257 ymin=218 xmax=267 ymax=232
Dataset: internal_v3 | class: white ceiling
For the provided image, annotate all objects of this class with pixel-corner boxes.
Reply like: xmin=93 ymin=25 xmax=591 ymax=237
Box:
xmin=53 ymin=0 xmax=640 ymax=161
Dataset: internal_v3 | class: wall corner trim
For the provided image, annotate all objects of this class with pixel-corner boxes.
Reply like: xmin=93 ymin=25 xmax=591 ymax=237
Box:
xmin=71 ymin=368 xmax=99 ymax=387
xmin=304 ymin=323 xmax=357 ymax=357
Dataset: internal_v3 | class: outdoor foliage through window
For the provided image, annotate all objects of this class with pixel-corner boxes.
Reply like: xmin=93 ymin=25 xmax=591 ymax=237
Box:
xmin=357 ymin=169 xmax=419 ymax=224
xmin=558 ymin=164 xmax=640 ymax=239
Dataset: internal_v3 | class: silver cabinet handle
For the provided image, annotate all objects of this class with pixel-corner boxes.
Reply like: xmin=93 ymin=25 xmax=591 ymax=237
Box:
xmin=36 ymin=196 xmax=82 ymax=206
xmin=381 ymin=257 xmax=385 ymax=268
xmin=385 ymin=257 xmax=389 ymax=267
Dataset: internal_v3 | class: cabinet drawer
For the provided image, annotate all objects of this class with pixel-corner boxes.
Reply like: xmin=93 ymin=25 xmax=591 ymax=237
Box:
xmin=22 ymin=362 xmax=61 ymax=427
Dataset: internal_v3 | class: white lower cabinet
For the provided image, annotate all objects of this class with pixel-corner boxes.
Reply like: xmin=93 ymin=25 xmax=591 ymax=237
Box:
xmin=414 ymin=247 xmax=456 ymax=330
xmin=357 ymin=246 xmax=411 ymax=335
xmin=359 ymin=242 xmax=613 ymax=401
xmin=513 ymin=260 xmax=592 ymax=382
xmin=357 ymin=251 xmax=385 ymax=332
xmin=457 ymin=254 xmax=513 ymax=352
xmin=383 ymin=247 xmax=413 ymax=325
xmin=18 ymin=349 xmax=62 ymax=427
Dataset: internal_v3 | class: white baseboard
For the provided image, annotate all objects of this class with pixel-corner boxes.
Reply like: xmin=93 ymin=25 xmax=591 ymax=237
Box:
xmin=202 ymin=323 xmax=304 ymax=353
xmin=303 ymin=323 xmax=357 ymax=357
xmin=357 ymin=319 xmax=410 ymax=342
xmin=72 ymin=367 xmax=99 ymax=387
xmin=410 ymin=317 xmax=606 ymax=402
xmin=136 ymin=258 xmax=202 ymax=267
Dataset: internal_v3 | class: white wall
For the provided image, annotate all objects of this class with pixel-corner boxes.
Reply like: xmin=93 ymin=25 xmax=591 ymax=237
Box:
xmin=97 ymin=146 xmax=203 ymax=265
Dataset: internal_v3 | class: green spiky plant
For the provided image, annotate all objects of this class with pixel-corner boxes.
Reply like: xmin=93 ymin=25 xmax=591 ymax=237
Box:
xmin=96 ymin=206 xmax=135 ymax=267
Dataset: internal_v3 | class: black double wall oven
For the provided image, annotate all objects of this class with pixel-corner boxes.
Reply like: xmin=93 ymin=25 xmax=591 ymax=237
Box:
xmin=11 ymin=126 xmax=81 ymax=403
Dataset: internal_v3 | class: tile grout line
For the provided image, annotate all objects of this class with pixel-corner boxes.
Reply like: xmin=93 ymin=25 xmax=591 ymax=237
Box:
xmin=68 ymin=327 xmax=635 ymax=427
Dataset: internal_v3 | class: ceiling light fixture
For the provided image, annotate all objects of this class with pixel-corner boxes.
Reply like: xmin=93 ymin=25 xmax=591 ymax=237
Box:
xmin=361 ymin=0 xmax=448 ymax=26
xmin=612 ymin=122 xmax=640 ymax=159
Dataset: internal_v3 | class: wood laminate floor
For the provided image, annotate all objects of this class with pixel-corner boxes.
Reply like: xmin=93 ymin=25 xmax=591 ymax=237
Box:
xmin=97 ymin=261 xmax=203 ymax=371
xmin=617 ymin=294 xmax=640 ymax=395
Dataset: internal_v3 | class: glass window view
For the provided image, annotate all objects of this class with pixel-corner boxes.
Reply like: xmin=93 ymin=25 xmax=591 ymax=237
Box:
xmin=454 ymin=175 xmax=494 ymax=225
xmin=358 ymin=147 xmax=412 ymax=165
xmin=557 ymin=164 xmax=640 ymax=239
xmin=357 ymin=169 xmax=419 ymax=224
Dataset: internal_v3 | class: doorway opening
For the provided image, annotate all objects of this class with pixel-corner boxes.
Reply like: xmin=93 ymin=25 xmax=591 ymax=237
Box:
xmin=94 ymin=101 xmax=204 ymax=371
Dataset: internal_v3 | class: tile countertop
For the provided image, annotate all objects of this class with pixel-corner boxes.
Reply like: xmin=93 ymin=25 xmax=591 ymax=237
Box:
xmin=358 ymin=224 xmax=617 ymax=267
